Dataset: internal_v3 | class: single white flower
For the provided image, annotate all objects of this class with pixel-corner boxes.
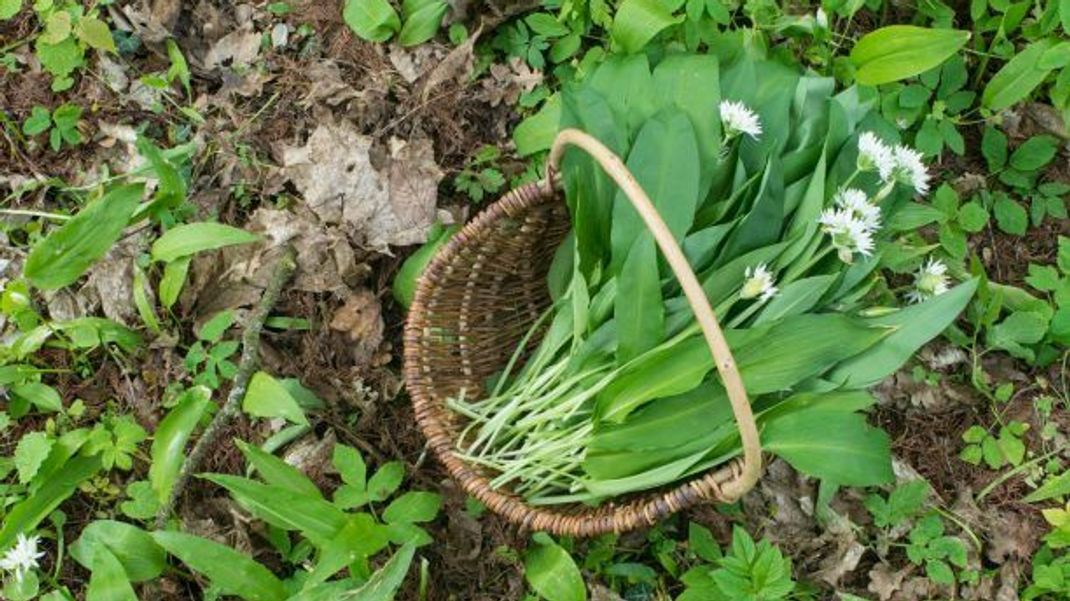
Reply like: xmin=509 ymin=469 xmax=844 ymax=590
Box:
xmin=891 ymin=144 xmax=930 ymax=196
xmin=719 ymin=100 xmax=762 ymax=140
xmin=907 ymin=258 xmax=950 ymax=304
xmin=857 ymin=132 xmax=894 ymax=182
xmin=0 ymin=534 xmax=43 ymax=583
xmin=741 ymin=263 xmax=778 ymax=302
xmin=835 ymin=188 xmax=881 ymax=231
xmin=819 ymin=208 xmax=874 ymax=263
xmin=815 ymin=7 xmax=829 ymax=28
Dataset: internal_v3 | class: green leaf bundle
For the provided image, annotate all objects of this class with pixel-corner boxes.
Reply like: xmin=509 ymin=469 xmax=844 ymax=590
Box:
xmin=452 ymin=41 xmax=976 ymax=505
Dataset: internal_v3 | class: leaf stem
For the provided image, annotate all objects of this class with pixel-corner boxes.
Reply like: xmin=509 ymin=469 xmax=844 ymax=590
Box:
xmin=975 ymin=446 xmax=1063 ymax=503
xmin=0 ymin=208 xmax=72 ymax=221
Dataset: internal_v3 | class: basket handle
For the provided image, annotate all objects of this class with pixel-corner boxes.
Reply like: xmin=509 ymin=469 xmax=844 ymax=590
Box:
xmin=545 ymin=128 xmax=761 ymax=501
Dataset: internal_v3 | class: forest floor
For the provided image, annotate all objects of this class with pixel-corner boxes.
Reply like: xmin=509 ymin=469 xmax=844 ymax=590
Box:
xmin=2 ymin=0 xmax=1069 ymax=599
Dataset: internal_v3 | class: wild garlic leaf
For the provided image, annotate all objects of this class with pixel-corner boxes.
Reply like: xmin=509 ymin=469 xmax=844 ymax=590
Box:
xmin=85 ymin=547 xmax=138 ymax=601
xmin=235 ymin=441 xmax=320 ymax=497
xmin=523 ymin=534 xmax=587 ymax=601
xmin=151 ymin=531 xmax=288 ymax=601
xmin=150 ymin=387 xmax=211 ymax=502
xmin=243 ymin=371 xmax=309 ymax=426
xmin=610 ymin=0 xmax=682 ymax=54
xmin=763 ymin=410 xmax=893 ymax=486
xmin=342 ymin=0 xmax=400 ymax=43
xmin=200 ymin=475 xmax=346 ymax=543
xmin=397 ymin=0 xmax=446 ymax=46
xmin=850 ymin=26 xmax=970 ymax=85
xmin=983 ymin=39 xmax=1060 ymax=110
xmin=150 ymin=222 xmax=260 ymax=263
xmin=70 ymin=520 xmax=166 ymax=582
xmin=24 ymin=184 xmax=144 ymax=290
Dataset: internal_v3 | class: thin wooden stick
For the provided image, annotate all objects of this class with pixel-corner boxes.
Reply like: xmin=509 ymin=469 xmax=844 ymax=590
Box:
xmin=155 ymin=246 xmax=297 ymax=528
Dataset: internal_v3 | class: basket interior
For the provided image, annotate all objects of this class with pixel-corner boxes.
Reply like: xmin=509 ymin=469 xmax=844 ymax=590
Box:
xmin=410 ymin=193 xmax=570 ymax=419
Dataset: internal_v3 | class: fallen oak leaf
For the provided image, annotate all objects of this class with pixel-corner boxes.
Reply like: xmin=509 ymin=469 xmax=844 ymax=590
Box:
xmin=329 ymin=289 xmax=385 ymax=366
xmin=280 ymin=121 xmax=446 ymax=249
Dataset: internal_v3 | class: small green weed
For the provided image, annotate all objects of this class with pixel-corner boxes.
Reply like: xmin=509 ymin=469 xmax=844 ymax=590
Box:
xmin=679 ymin=526 xmax=796 ymax=601
xmin=454 ymin=145 xmax=506 ymax=203
xmin=21 ymin=103 xmax=82 ymax=151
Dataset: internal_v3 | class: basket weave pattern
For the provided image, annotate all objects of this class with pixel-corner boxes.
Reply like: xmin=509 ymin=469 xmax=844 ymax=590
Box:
xmin=404 ymin=179 xmax=751 ymax=537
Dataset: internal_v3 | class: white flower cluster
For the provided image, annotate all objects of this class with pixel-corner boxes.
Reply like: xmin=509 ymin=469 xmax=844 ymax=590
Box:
xmin=819 ymin=188 xmax=881 ymax=263
xmin=856 ymin=131 xmax=930 ymax=196
xmin=719 ymin=100 xmax=762 ymax=140
xmin=908 ymin=258 xmax=951 ymax=304
xmin=0 ymin=534 xmax=43 ymax=584
xmin=741 ymin=263 xmax=778 ymax=302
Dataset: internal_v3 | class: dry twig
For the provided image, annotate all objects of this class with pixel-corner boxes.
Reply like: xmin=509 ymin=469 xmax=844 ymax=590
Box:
xmin=155 ymin=245 xmax=297 ymax=528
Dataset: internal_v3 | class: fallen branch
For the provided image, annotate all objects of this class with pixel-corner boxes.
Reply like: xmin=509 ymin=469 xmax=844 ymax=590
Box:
xmin=156 ymin=246 xmax=297 ymax=528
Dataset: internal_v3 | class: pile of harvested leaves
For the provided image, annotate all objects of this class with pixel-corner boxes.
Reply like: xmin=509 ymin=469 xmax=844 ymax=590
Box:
xmin=448 ymin=45 xmax=978 ymax=505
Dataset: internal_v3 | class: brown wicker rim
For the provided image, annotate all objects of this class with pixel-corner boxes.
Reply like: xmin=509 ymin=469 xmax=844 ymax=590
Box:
xmin=403 ymin=129 xmax=763 ymax=537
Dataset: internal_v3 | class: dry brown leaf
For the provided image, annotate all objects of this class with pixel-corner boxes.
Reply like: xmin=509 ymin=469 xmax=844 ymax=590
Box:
xmin=218 ymin=69 xmax=272 ymax=98
xmin=271 ymin=23 xmax=288 ymax=48
xmin=97 ymin=54 xmax=129 ymax=93
xmin=329 ymin=289 xmax=384 ymax=366
xmin=250 ymin=207 xmax=359 ymax=293
xmin=387 ymin=137 xmax=442 ymax=243
xmin=82 ymin=233 xmax=149 ymax=325
xmin=868 ymin=562 xmax=910 ymax=601
xmin=590 ymin=585 xmax=625 ymax=601
xmin=280 ymin=121 xmax=445 ymax=249
xmin=986 ymin=513 xmax=1040 ymax=566
xmin=479 ymin=57 xmax=543 ymax=107
xmin=116 ymin=3 xmax=173 ymax=43
xmin=817 ymin=538 xmax=866 ymax=586
xmin=300 ymin=60 xmax=361 ymax=108
xmin=995 ymin=563 xmax=1023 ymax=601
xmin=873 ymin=370 xmax=972 ymax=412
xmin=756 ymin=460 xmax=814 ymax=531
xmin=149 ymin=0 xmax=182 ymax=35
xmin=952 ymin=172 xmax=987 ymax=198
xmin=283 ymin=430 xmax=337 ymax=485
xmin=419 ymin=26 xmax=482 ymax=101
xmin=128 ymin=79 xmax=164 ymax=111
xmin=282 ymin=122 xmax=386 ymax=228
xmin=896 ymin=576 xmax=937 ymax=601
xmin=184 ymin=206 xmax=360 ymax=317
xmin=45 ymin=288 xmax=92 ymax=322
xmin=389 ymin=44 xmax=444 ymax=84
xmin=203 ymin=27 xmax=261 ymax=70
xmin=446 ymin=507 xmax=484 ymax=561
xmin=1021 ymin=102 xmax=1069 ymax=139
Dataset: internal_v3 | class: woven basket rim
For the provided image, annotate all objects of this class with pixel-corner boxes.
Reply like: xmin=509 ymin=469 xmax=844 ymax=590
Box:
xmin=403 ymin=179 xmax=749 ymax=537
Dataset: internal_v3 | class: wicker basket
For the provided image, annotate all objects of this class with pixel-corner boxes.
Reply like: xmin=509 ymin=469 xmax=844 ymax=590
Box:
xmin=404 ymin=129 xmax=763 ymax=537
